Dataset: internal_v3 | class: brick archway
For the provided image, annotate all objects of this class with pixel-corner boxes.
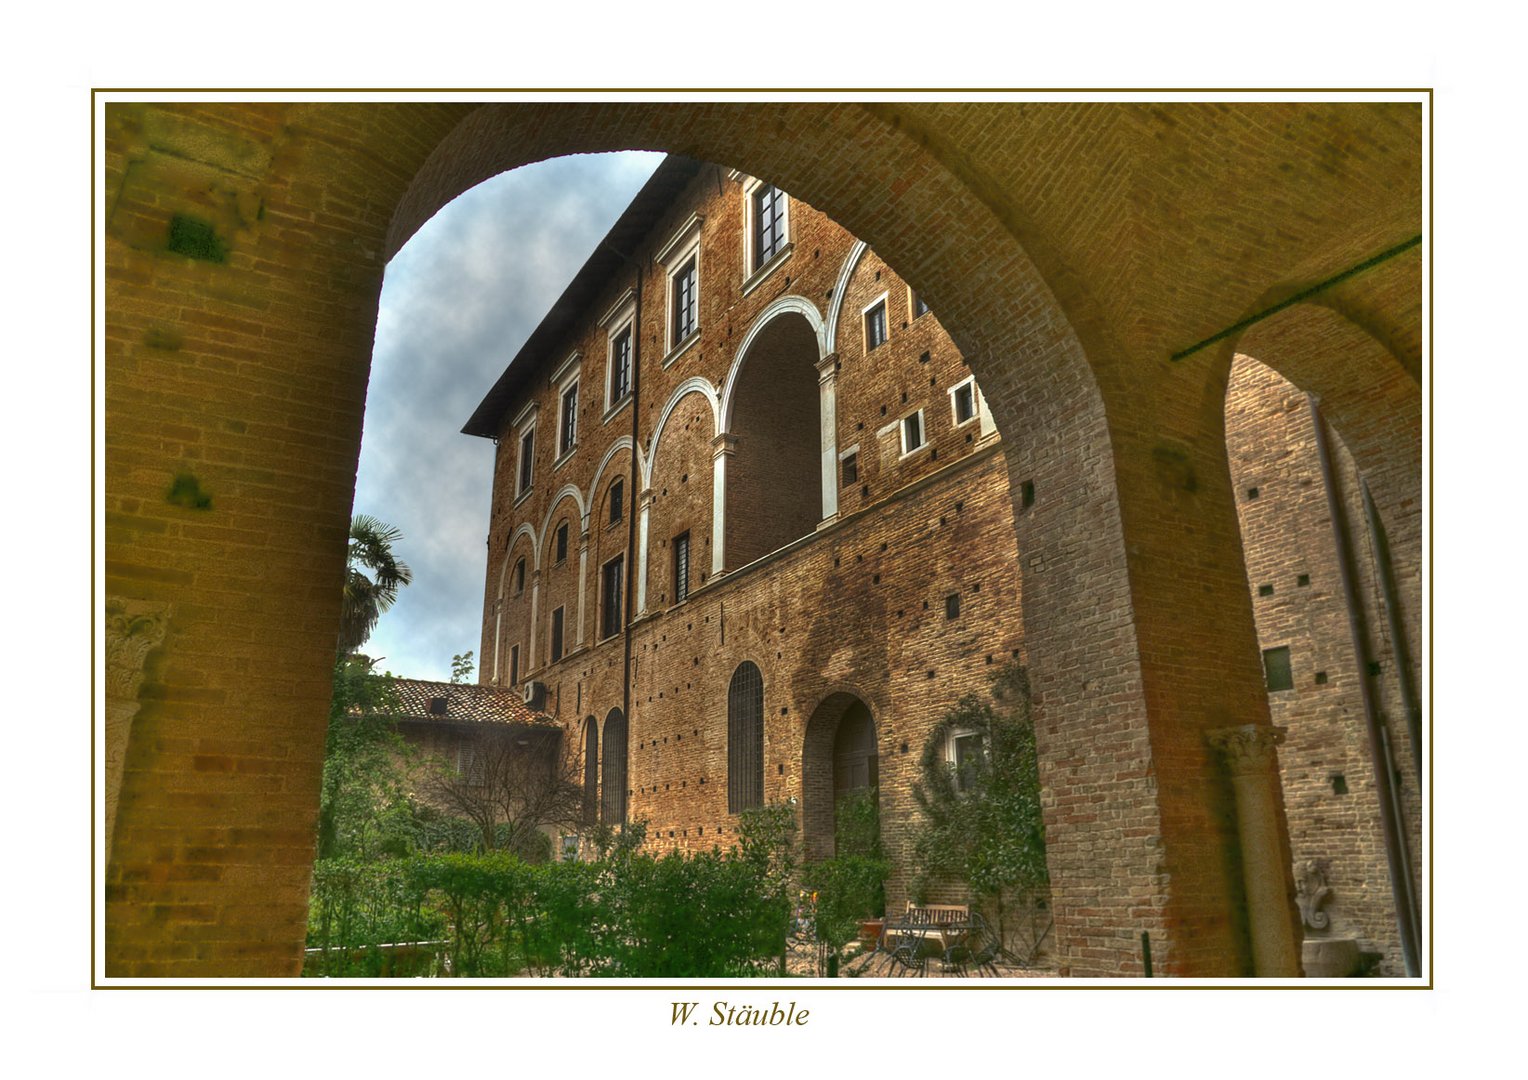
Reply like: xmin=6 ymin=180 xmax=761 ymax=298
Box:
xmin=104 ymin=100 xmax=1420 ymax=977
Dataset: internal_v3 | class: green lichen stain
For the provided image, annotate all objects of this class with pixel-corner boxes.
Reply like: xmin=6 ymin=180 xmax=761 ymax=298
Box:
xmin=166 ymin=214 xmax=227 ymax=263
xmin=143 ymin=324 xmax=183 ymax=351
xmin=167 ymin=473 xmax=213 ymax=510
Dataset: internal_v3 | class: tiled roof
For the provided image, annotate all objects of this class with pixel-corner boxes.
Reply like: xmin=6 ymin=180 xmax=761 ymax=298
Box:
xmin=382 ymin=678 xmax=556 ymax=728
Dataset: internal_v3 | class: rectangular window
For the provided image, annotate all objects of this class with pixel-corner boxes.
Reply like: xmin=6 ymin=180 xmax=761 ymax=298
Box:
xmin=517 ymin=428 xmax=535 ymax=494
xmin=673 ymin=531 xmax=691 ymax=604
xmin=952 ymin=380 xmax=976 ymax=425
xmin=514 ymin=558 xmax=525 ymax=596
xmin=1263 ymin=646 xmax=1294 ymax=692
xmin=901 ymin=410 xmax=924 ymax=455
xmin=555 ymin=522 xmax=569 ymax=564
xmin=672 ymin=257 xmax=698 ymax=346
xmin=950 ymin=731 xmax=985 ymax=793
xmin=601 ymin=556 xmax=624 ymax=640
xmin=865 ymin=300 xmax=888 ymax=351
xmin=753 ymin=183 xmax=786 ymax=268
xmin=609 ymin=478 xmax=624 ymax=524
xmin=550 ymin=606 xmax=565 ymax=662
xmin=610 ymin=326 xmax=631 ymax=404
xmin=559 ymin=382 xmax=578 ymax=456
xmin=912 ymin=290 xmax=930 ymax=318
xmin=509 ymin=644 xmax=520 ymax=687
xmin=841 ymin=452 xmax=859 ymax=487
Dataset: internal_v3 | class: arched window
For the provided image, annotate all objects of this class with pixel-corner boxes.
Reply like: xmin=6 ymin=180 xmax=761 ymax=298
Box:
xmin=582 ymin=717 xmax=599 ymax=826
xmin=727 ymin=661 xmax=764 ymax=812
xmin=601 ymin=708 xmax=628 ymax=825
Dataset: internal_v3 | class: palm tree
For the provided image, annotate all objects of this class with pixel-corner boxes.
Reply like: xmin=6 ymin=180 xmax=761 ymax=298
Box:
xmin=338 ymin=514 xmax=414 ymax=654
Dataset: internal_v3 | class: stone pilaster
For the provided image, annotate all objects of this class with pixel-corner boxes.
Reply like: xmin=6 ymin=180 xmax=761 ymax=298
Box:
xmin=709 ymin=434 xmax=737 ymax=578
xmin=816 ymin=352 xmax=840 ymax=525
xmin=104 ymin=597 xmax=170 ymax=860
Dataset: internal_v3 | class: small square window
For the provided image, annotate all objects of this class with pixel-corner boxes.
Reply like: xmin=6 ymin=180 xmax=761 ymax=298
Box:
xmin=841 ymin=452 xmax=859 ymax=487
xmin=609 ymin=479 xmax=624 ymax=524
xmin=1263 ymin=646 xmax=1294 ymax=692
xmin=901 ymin=411 xmax=924 ymax=455
xmin=550 ymin=606 xmax=565 ymax=662
xmin=555 ymin=522 xmax=569 ymax=564
xmin=865 ymin=300 xmax=888 ymax=351
xmin=952 ymin=380 xmax=977 ymax=425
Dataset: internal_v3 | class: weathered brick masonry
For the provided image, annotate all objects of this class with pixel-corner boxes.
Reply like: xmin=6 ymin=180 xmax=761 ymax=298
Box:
xmin=103 ymin=101 xmax=1422 ymax=978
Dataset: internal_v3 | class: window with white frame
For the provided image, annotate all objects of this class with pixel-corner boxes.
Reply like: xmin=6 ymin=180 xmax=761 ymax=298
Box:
xmin=911 ymin=289 xmax=931 ymax=319
xmin=864 ymin=295 xmax=889 ymax=352
xmin=947 ymin=728 xmax=986 ymax=793
xmin=558 ymin=379 xmax=579 ymax=457
xmin=656 ymin=214 xmax=703 ymax=361
xmin=949 ymin=377 xmax=980 ymax=428
xmin=744 ymin=178 xmax=790 ymax=282
xmin=900 ymin=409 xmax=926 ymax=456
xmin=600 ymin=290 xmax=636 ymax=416
xmin=516 ymin=424 xmax=536 ymax=498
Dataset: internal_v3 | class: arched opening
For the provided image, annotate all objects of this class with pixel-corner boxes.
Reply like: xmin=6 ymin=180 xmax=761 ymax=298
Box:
xmin=725 ymin=311 xmax=822 ymax=567
xmin=801 ymin=692 xmax=878 ymax=862
xmin=581 ymin=715 xmax=599 ymax=826
xmin=101 ymin=101 xmax=1421 ymax=978
xmin=726 ymin=661 xmax=764 ymax=814
xmin=601 ymin=708 xmax=628 ymax=825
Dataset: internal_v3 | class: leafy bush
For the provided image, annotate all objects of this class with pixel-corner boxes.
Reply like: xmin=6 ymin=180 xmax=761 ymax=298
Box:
xmin=801 ymin=788 xmax=889 ymax=956
xmin=911 ymin=663 xmax=1050 ymax=949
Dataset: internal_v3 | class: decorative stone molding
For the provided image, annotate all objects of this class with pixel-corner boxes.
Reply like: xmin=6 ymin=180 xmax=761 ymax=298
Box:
xmin=1206 ymin=724 xmax=1287 ymax=776
xmin=1294 ymin=858 xmax=1334 ymax=932
xmin=105 ymin=597 xmax=171 ymax=859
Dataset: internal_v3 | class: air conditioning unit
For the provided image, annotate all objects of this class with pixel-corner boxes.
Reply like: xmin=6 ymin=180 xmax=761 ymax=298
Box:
xmin=522 ymin=680 xmax=548 ymax=712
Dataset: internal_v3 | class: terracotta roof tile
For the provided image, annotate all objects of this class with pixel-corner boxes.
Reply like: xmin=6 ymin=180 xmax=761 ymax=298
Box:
xmin=381 ymin=678 xmax=556 ymax=728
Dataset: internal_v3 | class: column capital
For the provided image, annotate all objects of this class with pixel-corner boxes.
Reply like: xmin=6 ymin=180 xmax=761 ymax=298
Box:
xmin=639 ymin=487 xmax=657 ymax=510
xmin=816 ymin=352 xmax=840 ymax=380
xmin=1206 ymin=724 xmax=1287 ymax=777
xmin=711 ymin=433 xmax=739 ymax=457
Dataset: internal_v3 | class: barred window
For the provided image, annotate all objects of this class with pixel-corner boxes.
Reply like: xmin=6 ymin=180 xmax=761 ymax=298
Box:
xmin=953 ymin=381 xmax=976 ymax=425
xmin=513 ymin=558 xmax=525 ymax=596
xmin=509 ymin=644 xmax=519 ymax=687
xmin=518 ymin=428 xmax=535 ymax=494
xmin=555 ymin=522 xmax=569 ymax=564
xmin=601 ymin=555 xmax=624 ymax=640
xmin=673 ymin=531 xmax=690 ymax=604
xmin=550 ymin=606 xmax=565 ymax=662
xmin=753 ymin=183 xmax=787 ymax=268
xmin=841 ymin=452 xmax=858 ymax=487
xmin=672 ymin=257 xmax=698 ymax=346
xmin=609 ymin=478 xmax=624 ymax=524
xmin=601 ymin=709 xmax=628 ymax=825
xmin=727 ymin=661 xmax=764 ymax=813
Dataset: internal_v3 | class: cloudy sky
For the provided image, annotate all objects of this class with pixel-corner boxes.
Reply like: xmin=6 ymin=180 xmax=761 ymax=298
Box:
xmin=355 ymin=152 xmax=664 ymax=681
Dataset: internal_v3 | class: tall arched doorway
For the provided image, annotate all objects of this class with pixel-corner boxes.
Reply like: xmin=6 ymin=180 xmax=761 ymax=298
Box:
xmin=802 ymin=693 xmax=879 ymax=862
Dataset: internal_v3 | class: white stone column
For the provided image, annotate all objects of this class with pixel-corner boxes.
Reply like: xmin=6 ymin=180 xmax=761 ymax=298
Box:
xmin=817 ymin=352 xmax=840 ymax=525
xmin=710 ymin=433 xmax=737 ymax=578
xmin=528 ymin=570 xmax=542 ymax=670
xmin=636 ymin=488 xmax=655 ymax=615
xmin=1207 ymin=724 xmax=1303 ymax=977
xmin=576 ymin=531 xmax=590 ymax=647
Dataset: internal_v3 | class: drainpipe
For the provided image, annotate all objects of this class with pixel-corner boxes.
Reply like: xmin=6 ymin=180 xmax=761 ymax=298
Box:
xmin=1308 ymin=395 xmax=1420 ymax=976
xmin=1360 ymin=479 xmax=1423 ymax=781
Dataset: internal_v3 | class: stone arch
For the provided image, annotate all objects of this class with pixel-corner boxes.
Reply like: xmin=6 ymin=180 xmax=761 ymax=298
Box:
xmin=801 ymin=691 xmax=880 ymax=863
xmin=718 ymin=294 xmax=826 ymax=432
xmin=642 ymin=377 xmax=719 ymax=489
xmin=491 ymin=524 xmax=540 ymax=684
xmin=539 ymin=483 xmax=588 ymax=542
xmin=588 ymin=435 xmax=644 ymax=517
xmin=823 ymin=241 xmax=868 ymax=356
xmin=641 ymin=389 xmax=716 ymax=614
xmin=103 ymin=100 xmax=1421 ymax=978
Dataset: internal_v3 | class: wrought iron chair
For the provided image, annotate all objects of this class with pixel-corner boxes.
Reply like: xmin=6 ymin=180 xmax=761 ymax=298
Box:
xmin=940 ymin=912 xmax=1001 ymax=977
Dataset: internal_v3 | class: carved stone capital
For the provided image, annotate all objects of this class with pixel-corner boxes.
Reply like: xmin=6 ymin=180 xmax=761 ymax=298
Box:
xmin=711 ymin=433 xmax=739 ymax=458
xmin=639 ymin=487 xmax=657 ymax=511
xmin=1206 ymin=724 xmax=1286 ymax=777
xmin=105 ymin=597 xmax=171 ymax=702
xmin=816 ymin=352 xmax=840 ymax=380
xmin=1294 ymin=858 xmax=1333 ymax=932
